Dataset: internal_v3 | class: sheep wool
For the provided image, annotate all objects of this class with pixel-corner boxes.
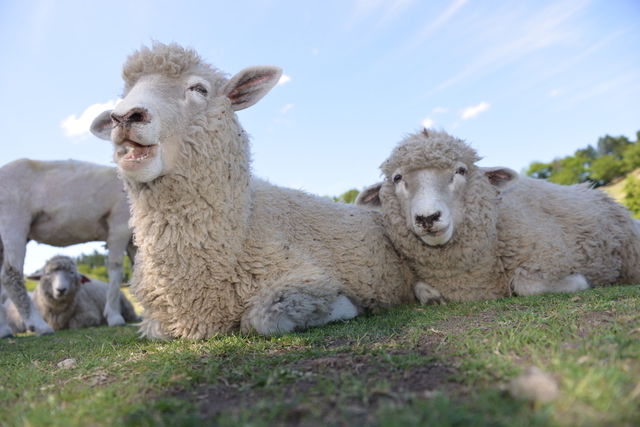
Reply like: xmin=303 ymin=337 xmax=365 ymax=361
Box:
xmin=93 ymin=42 xmax=417 ymax=340
xmin=362 ymin=129 xmax=640 ymax=302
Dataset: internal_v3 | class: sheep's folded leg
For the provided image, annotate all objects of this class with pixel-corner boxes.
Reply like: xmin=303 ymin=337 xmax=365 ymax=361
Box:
xmin=241 ymin=286 xmax=360 ymax=336
xmin=512 ymin=273 xmax=590 ymax=296
xmin=414 ymin=281 xmax=447 ymax=305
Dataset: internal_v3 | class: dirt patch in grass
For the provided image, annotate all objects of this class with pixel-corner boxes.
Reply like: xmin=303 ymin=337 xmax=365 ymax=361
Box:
xmin=189 ymin=352 xmax=459 ymax=425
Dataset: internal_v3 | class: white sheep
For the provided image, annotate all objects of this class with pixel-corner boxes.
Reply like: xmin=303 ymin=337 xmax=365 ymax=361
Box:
xmin=0 ymin=159 xmax=135 ymax=338
xmin=90 ymin=42 xmax=417 ymax=340
xmin=356 ymin=129 xmax=640 ymax=303
xmin=3 ymin=255 xmax=140 ymax=334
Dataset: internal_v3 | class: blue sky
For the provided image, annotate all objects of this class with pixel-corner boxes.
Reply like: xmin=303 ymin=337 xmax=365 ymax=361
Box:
xmin=1 ymin=0 xmax=638 ymax=274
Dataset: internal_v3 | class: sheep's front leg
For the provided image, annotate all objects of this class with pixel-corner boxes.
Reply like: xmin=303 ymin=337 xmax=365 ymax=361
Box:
xmin=241 ymin=285 xmax=360 ymax=336
xmin=414 ymin=281 xmax=447 ymax=305
xmin=0 ymin=236 xmax=54 ymax=336
xmin=513 ymin=273 xmax=589 ymax=296
xmin=104 ymin=230 xmax=131 ymax=327
xmin=0 ymin=303 xmax=14 ymax=338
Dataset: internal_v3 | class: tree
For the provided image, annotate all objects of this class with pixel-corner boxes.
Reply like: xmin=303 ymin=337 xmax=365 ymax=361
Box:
xmin=624 ymin=175 xmax=640 ymax=219
xmin=76 ymin=250 xmax=132 ymax=284
xmin=525 ymin=130 xmax=639 ymax=187
xmin=333 ymin=189 xmax=360 ymax=204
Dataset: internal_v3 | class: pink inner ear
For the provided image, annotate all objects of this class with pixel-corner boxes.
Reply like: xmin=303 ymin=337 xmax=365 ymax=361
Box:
xmin=487 ymin=171 xmax=509 ymax=185
xmin=362 ymin=192 xmax=379 ymax=204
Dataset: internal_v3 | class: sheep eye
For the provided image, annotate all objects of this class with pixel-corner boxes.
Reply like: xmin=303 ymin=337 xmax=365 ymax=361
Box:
xmin=190 ymin=85 xmax=208 ymax=95
xmin=455 ymin=167 xmax=467 ymax=176
xmin=393 ymin=174 xmax=403 ymax=183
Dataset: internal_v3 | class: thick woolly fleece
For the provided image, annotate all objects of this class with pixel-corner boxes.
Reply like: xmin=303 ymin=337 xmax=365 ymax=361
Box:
xmin=4 ymin=256 xmax=139 ymax=333
xmin=120 ymin=45 xmax=417 ymax=340
xmin=378 ymin=129 xmax=640 ymax=302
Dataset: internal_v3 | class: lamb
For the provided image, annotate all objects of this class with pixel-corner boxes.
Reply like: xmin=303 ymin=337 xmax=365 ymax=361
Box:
xmin=89 ymin=42 xmax=417 ymax=340
xmin=3 ymin=255 xmax=140 ymax=334
xmin=356 ymin=129 xmax=640 ymax=303
xmin=0 ymin=159 xmax=136 ymax=338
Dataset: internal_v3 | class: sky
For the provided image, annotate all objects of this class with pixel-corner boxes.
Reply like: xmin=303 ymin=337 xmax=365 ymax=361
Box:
xmin=0 ymin=0 xmax=639 ymax=274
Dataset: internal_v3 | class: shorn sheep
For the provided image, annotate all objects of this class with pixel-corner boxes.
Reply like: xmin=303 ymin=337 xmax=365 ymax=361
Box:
xmin=3 ymin=255 xmax=139 ymax=334
xmin=90 ymin=42 xmax=417 ymax=340
xmin=0 ymin=159 xmax=135 ymax=338
xmin=356 ymin=129 xmax=640 ymax=303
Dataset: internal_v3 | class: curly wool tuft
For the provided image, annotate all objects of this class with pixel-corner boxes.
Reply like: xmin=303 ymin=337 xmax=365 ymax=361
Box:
xmin=381 ymin=129 xmax=482 ymax=176
xmin=122 ymin=42 xmax=228 ymax=94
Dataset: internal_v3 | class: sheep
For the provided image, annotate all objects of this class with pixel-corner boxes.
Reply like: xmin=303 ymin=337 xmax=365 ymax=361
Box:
xmin=0 ymin=159 xmax=136 ymax=338
xmin=3 ymin=255 xmax=140 ymax=334
xmin=356 ymin=129 xmax=640 ymax=303
xmin=89 ymin=42 xmax=417 ymax=340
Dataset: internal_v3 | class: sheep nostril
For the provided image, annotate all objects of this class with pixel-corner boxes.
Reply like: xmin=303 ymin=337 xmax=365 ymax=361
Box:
xmin=416 ymin=211 xmax=441 ymax=229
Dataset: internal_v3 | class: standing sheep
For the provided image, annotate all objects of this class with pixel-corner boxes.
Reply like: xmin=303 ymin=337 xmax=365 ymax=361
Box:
xmin=0 ymin=159 xmax=135 ymax=338
xmin=4 ymin=255 xmax=139 ymax=334
xmin=90 ymin=42 xmax=417 ymax=340
xmin=356 ymin=129 xmax=640 ymax=303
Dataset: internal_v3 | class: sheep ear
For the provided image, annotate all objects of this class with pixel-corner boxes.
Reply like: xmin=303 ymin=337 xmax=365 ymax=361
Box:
xmin=26 ymin=274 xmax=41 ymax=281
xmin=80 ymin=275 xmax=91 ymax=284
xmin=355 ymin=182 xmax=383 ymax=210
xmin=90 ymin=110 xmax=114 ymax=140
xmin=481 ymin=167 xmax=519 ymax=190
xmin=221 ymin=66 xmax=283 ymax=111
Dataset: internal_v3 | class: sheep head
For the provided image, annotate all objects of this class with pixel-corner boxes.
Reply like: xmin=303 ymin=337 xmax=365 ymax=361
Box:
xmin=91 ymin=42 xmax=282 ymax=183
xmin=357 ymin=129 xmax=518 ymax=247
xmin=27 ymin=256 xmax=90 ymax=305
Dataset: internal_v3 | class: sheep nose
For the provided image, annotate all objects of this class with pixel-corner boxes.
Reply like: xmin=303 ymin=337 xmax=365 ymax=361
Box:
xmin=111 ymin=108 xmax=150 ymax=126
xmin=415 ymin=211 xmax=441 ymax=229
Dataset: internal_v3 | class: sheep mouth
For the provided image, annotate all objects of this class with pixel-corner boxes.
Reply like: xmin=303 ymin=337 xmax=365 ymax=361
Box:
xmin=416 ymin=226 xmax=453 ymax=246
xmin=118 ymin=139 xmax=157 ymax=162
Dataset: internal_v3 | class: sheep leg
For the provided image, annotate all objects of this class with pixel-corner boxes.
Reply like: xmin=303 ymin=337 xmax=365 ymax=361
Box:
xmin=513 ymin=273 xmax=590 ymax=296
xmin=241 ymin=285 xmax=360 ymax=336
xmin=0 ymin=303 xmax=14 ymax=338
xmin=104 ymin=230 xmax=131 ymax=327
xmin=0 ymin=227 xmax=54 ymax=336
xmin=414 ymin=281 xmax=447 ymax=305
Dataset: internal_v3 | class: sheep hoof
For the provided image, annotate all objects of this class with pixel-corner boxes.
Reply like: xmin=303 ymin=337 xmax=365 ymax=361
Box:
xmin=414 ymin=281 xmax=447 ymax=305
xmin=107 ymin=313 xmax=126 ymax=327
xmin=0 ymin=325 xmax=14 ymax=339
xmin=34 ymin=325 xmax=55 ymax=336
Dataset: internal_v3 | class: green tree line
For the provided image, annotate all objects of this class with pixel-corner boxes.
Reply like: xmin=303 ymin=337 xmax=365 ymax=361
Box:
xmin=526 ymin=131 xmax=640 ymax=187
xmin=526 ymin=130 xmax=640 ymax=218
xmin=76 ymin=250 xmax=132 ymax=284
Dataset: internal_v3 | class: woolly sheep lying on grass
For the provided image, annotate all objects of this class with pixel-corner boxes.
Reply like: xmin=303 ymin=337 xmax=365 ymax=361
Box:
xmin=356 ymin=129 xmax=640 ymax=303
xmin=90 ymin=42 xmax=418 ymax=340
xmin=0 ymin=159 xmax=135 ymax=339
xmin=3 ymin=255 xmax=139 ymax=334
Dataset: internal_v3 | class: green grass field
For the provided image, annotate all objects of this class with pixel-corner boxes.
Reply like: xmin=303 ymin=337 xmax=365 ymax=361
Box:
xmin=1 ymin=284 xmax=638 ymax=426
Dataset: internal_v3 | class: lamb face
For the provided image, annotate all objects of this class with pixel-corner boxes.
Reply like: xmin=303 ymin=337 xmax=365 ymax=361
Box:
xmin=390 ymin=164 xmax=468 ymax=246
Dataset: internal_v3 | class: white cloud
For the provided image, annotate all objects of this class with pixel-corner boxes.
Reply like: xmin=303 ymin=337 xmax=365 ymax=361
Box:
xmin=282 ymin=104 xmax=294 ymax=114
xmin=311 ymin=47 xmax=320 ymax=55
xmin=461 ymin=101 xmax=490 ymax=120
xmin=432 ymin=106 xmax=448 ymax=114
xmin=550 ymin=89 xmax=561 ymax=97
xmin=421 ymin=117 xmax=435 ymax=128
xmin=61 ymin=100 xmax=120 ymax=141
xmin=278 ymin=74 xmax=291 ymax=85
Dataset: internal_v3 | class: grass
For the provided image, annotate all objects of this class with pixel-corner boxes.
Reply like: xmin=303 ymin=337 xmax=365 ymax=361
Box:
xmin=1 ymin=285 xmax=639 ymax=426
